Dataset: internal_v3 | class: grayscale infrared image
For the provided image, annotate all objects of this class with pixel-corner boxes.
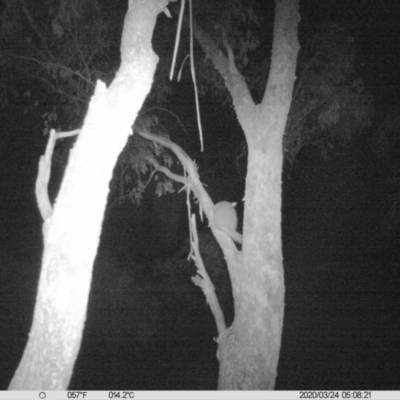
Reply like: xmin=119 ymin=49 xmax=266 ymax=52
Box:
xmin=0 ymin=0 xmax=399 ymax=393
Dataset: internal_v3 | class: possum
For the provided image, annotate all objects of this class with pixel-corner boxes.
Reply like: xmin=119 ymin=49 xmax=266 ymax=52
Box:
xmin=213 ymin=201 xmax=243 ymax=244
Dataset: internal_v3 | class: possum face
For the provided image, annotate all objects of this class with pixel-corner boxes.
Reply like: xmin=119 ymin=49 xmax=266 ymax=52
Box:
xmin=213 ymin=201 xmax=242 ymax=244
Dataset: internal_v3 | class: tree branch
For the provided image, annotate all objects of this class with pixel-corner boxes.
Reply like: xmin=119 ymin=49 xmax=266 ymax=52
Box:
xmin=190 ymin=18 xmax=254 ymax=110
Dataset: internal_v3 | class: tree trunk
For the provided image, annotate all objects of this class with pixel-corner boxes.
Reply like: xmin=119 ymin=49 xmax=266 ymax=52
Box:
xmin=8 ymin=0 xmax=169 ymax=390
xmin=214 ymin=0 xmax=300 ymax=389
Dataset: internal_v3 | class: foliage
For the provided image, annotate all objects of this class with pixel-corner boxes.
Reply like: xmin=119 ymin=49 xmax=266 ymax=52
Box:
xmin=0 ymin=0 xmax=119 ymax=130
xmin=284 ymin=23 xmax=375 ymax=162
xmin=1 ymin=2 xmax=376 ymax=200
xmin=109 ymin=114 xmax=178 ymax=207
xmin=197 ymin=0 xmax=263 ymax=96
xmin=162 ymin=7 xmax=375 ymax=166
xmin=0 ymin=0 xmax=181 ymax=205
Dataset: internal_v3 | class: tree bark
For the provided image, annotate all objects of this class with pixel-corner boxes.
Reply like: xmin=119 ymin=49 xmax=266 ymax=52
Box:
xmin=219 ymin=0 xmax=299 ymax=389
xmin=192 ymin=0 xmax=300 ymax=389
xmin=8 ymin=0 xmax=169 ymax=390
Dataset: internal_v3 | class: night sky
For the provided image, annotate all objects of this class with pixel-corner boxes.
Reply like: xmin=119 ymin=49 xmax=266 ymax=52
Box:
xmin=0 ymin=0 xmax=400 ymax=391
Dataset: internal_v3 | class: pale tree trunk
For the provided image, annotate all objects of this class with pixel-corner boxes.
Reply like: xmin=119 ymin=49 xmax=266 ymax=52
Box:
xmin=8 ymin=0 xmax=169 ymax=390
xmin=193 ymin=0 xmax=300 ymax=389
